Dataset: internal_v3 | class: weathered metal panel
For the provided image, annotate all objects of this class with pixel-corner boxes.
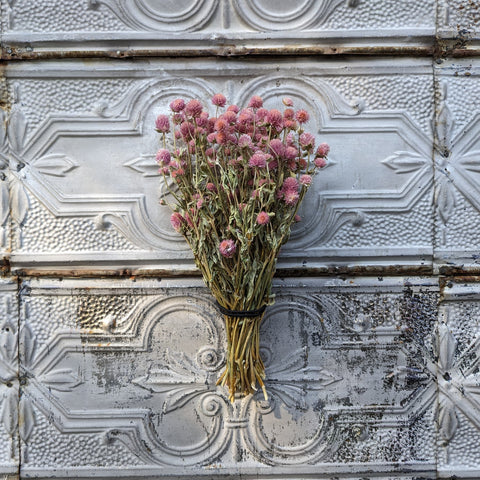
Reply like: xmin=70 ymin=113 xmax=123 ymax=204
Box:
xmin=17 ymin=276 xmax=438 ymax=478
xmin=2 ymin=58 xmax=435 ymax=275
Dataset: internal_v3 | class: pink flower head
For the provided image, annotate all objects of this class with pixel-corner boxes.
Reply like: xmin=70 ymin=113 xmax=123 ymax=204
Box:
xmin=314 ymin=157 xmax=327 ymax=168
xmin=156 ymin=148 xmax=171 ymax=165
xmin=300 ymin=174 xmax=312 ymax=186
xmin=285 ymin=146 xmax=298 ymax=160
xmin=294 ymin=214 xmax=301 ymax=222
xmin=215 ymin=131 xmax=227 ymax=144
xmin=155 ymin=114 xmax=170 ymax=133
xmin=214 ymin=118 xmax=229 ymax=132
xmin=227 ymin=104 xmax=239 ymax=114
xmin=180 ymin=121 xmax=195 ymax=139
xmin=248 ymin=152 xmax=267 ymax=168
xmin=256 ymin=108 xmax=268 ymax=122
xmin=219 ymin=239 xmax=236 ymax=258
xmin=256 ymin=211 xmax=270 ymax=225
xmin=282 ymin=177 xmax=299 ymax=192
xmin=223 ymin=110 xmax=237 ymax=124
xmin=316 ymin=143 xmax=330 ymax=157
xmin=299 ymin=132 xmax=315 ymax=150
xmin=269 ymin=138 xmax=285 ymax=157
xmin=266 ymin=109 xmax=283 ymax=130
xmin=206 ymin=182 xmax=217 ymax=192
xmin=207 ymin=133 xmax=216 ymax=143
xmin=169 ymin=99 xmax=185 ymax=112
xmin=238 ymin=134 xmax=253 ymax=149
xmin=282 ymin=97 xmax=294 ymax=107
xmin=284 ymin=190 xmax=299 ymax=206
xmin=185 ymin=99 xmax=203 ymax=118
xmin=295 ymin=109 xmax=310 ymax=124
xmin=248 ymin=95 xmax=264 ymax=109
xmin=212 ymin=93 xmax=227 ymax=107
xmin=283 ymin=108 xmax=295 ymax=120
xmin=170 ymin=212 xmax=184 ymax=232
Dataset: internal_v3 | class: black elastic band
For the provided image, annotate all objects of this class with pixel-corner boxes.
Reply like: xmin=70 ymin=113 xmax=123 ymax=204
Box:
xmin=216 ymin=302 xmax=266 ymax=318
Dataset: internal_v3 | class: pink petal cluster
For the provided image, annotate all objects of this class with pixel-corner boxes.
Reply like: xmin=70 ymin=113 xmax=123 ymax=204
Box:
xmin=156 ymin=149 xmax=171 ymax=165
xmin=249 ymin=152 xmax=267 ymax=168
xmin=155 ymin=114 xmax=170 ymax=133
xmin=219 ymin=239 xmax=236 ymax=258
xmin=212 ymin=93 xmax=227 ymax=107
xmin=256 ymin=211 xmax=270 ymax=225
xmin=170 ymin=212 xmax=184 ymax=232
xmin=169 ymin=99 xmax=185 ymax=112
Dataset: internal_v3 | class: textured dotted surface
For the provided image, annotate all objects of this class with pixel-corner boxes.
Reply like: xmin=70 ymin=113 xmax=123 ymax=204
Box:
xmin=436 ymin=194 xmax=480 ymax=250
xmin=322 ymin=194 xmax=432 ymax=249
xmin=323 ymin=0 xmax=435 ymax=29
xmin=27 ymin=413 xmax=143 ymax=467
xmin=325 ymin=75 xmax=434 ymax=134
xmin=9 ymin=79 xmax=135 ymax=136
xmin=4 ymin=0 xmax=129 ymax=32
xmin=24 ymin=293 xmax=139 ymax=345
xmin=19 ymin=196 xmax=139 ymax=253
xmin=446 ymin=0 xmax=480 ymax=29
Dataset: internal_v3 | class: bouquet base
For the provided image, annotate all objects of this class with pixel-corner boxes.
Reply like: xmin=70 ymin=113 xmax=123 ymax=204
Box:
xmin=216 ymin=314 xmax=267 ymax=403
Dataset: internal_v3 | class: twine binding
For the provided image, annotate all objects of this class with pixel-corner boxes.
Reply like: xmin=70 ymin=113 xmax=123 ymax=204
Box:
xmin=216 ymin=302 xmax=266 ymax=318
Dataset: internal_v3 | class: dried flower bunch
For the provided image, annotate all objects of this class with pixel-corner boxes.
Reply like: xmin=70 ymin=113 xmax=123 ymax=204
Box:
xmin=155 ymin=93 xmax=329 ymax=402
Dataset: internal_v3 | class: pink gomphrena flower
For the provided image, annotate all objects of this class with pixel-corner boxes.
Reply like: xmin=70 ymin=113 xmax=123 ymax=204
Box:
xmin=214 ymin=118 xmax=229 ymax=132
xmin=174 ymin=130 xmax=182 ymax=140
xmin=285 ymin=146 xmax=298 ymax=160
xmin=285 ymin=132 xmax=295 ymax=146
xmin=268 ymin=159 xmax=278 ymax=170
xmin=171 ymin=167 xmax=185 ymax=179
xmin=170 ymin=99 xmax=185 ymax=112
xmin=188 ymin=139 xmax=196 ymax=154
xmin=156 ymin=149 xmax=171 ymax=165
xmin=205 ymin=147 xmax=215 ymax=158
xmin=172 ymin=113 xmax=184 ymax=125
xmin=284 ymin=190 xmax=300 ymax=206
xmin=266 ymin=109 xmax=283 ymax=130
xmin=185 ymin=99 xmax=203 ymax=118
xmin=216 ymin=131 xmax=228 ymax=144
xmin=282 ymin=177 xmax=299 ymax=192
xmin=316 ymin=143 xmax=330 ymax=157
xmin=314 ymin=157 xmax=327 ymax=168
xmin=227 ymin=104 xmax=239 ymax=114
xmin=248 ymin=95 xmax=264 ymax=109
xmin=206 ymin=182 xmax=217 ymax=192
xmin=196 ymin=112 xmax=209 ymax=128
xmin=238 ymin=134 xmax=254 ymax=149
xmin=283 ymin=97 xmax=294 ymax=107
xmin=294 ymin=214 xmax=301 ymax=222
xmin=269 ymin=138 xmax=285 ymax=158
xmin=299 ymin=132 xmax=315 ymax=151
xmin=207 ymin=133 xmax=216 ymax=143
xmin=295 ymin=109 xmax=310 ymax=124
xmin=170 ymin=212 xmax=184 ymax=232
xmin=256 ymin=211 xmax=270 ymax=225
xmin=256 ymin=107 xmax=268 ymax=120
xmin=298 ymin=158 xmax=307 ymax=169
xmin=212 ymin=93 xmax=227 ymax=107
xmin=283 ymin=108 xmax=295 ymax=120
xmin=248 ymin=152 xmax=268 ymax=168
xmin=223 ymin=110 xmax=237 ymax=124
xmin=155 ymin=114 xmax=170 ymax=133
xmin=219 ymin=239 xmax=236 ymax=258
xmin=158 ymin=166 xmax=170 ymax=176
xmin=299 ymin=174 xmax=312 ymax=186
xmin=180 ymin=121 xmax=195 ymax=139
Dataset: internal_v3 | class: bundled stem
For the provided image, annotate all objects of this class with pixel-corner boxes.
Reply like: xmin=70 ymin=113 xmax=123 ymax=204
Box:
xmin=216 ymin=314 xmax=267 ymax=402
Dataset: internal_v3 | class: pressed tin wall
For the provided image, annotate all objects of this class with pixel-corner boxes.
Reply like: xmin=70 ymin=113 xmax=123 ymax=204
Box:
xmin=1 ymin=1 xmax=480 ymax=479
